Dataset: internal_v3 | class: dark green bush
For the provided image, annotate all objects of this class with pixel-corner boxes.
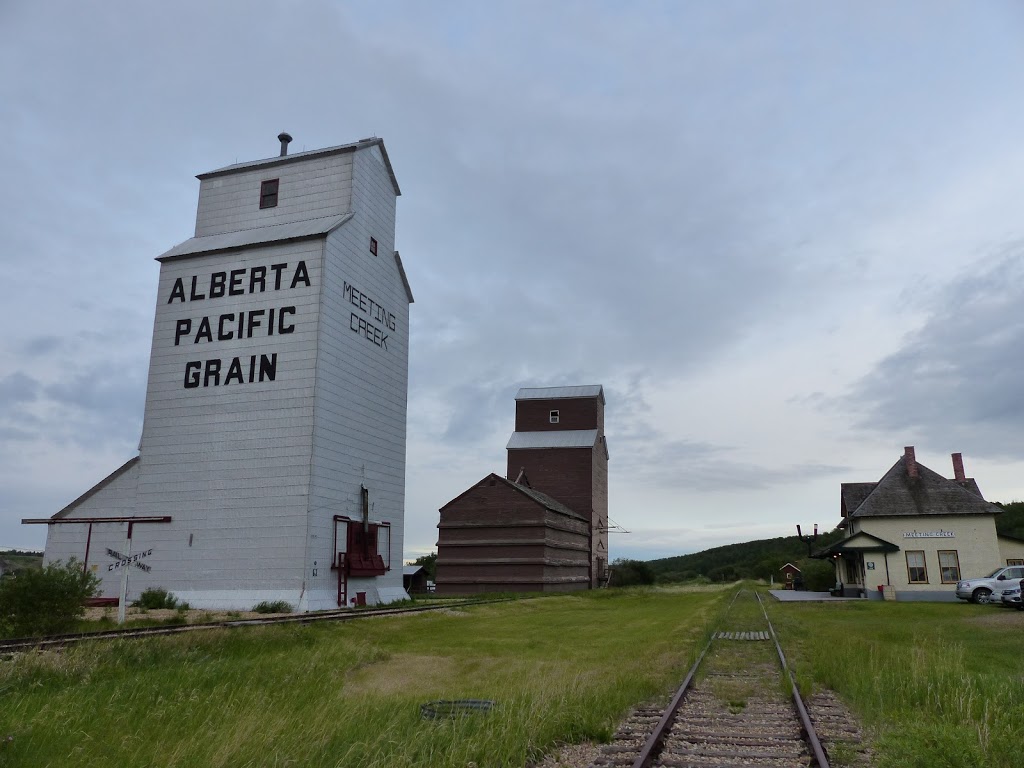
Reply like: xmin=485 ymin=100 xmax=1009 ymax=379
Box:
xmin=134 ymin=587 xmax=178 ymax=610
xmin=798 ymin=559 xmax=837 ymax=591
xmin=608 ymin=558 xmax=656 ymax=587
xmin=252 ymin=600 xmax=293 ymax=614
xmin=0 ymin=559 xmax=99 ymax=638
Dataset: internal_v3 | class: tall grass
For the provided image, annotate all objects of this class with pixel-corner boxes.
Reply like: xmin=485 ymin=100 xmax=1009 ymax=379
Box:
xmin=766 ymin=598 xmax=1024 ymax=767
xmin=0 ymin=587 xmax=722 ymax=767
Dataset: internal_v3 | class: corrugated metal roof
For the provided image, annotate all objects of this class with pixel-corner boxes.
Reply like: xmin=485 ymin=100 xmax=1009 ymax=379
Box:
xmin=197 ymin=137 xmax=401 ymax=196
xmin=403 ymin=565 xmax=424 ymax=576
xmin=515 ymin=385 xmax=604 ymax=402
xmin=156 ymin=213 xmax=353 ymax=262
xmin=506 ymin=429 xmax=598 ymax=450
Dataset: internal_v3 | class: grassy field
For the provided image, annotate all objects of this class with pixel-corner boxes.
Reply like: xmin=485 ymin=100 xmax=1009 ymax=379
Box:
xmin=4 ymin=587 xmax=1021 ymax=767
xmin=767 ymin=597 xmax=1024 ymax=768
xmin=0 ymin=554 xmax=42 ymax=575
xmin=0 ymin=588 xmax=721 ymax=768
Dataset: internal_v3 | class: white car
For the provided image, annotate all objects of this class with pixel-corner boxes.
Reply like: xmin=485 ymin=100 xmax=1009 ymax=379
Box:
xmin=956 ymin=566 xmax=1024 ymax=604
xmin=1000 ymin=580 xmax=1023 ymax=609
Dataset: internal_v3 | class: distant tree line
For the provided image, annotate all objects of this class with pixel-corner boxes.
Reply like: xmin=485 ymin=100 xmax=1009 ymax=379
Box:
xmin=644 ymin=530 xmax=845 ymax=587
xmin=411 ymin=552 xmax=437 ymax=580
xmin=630 ymin=500 xmax=1024 ymax=591
xmin=0 ymin=551 xmax=43 ymax=578
xmin=994 ymin=501 xmax=1024 ymax=539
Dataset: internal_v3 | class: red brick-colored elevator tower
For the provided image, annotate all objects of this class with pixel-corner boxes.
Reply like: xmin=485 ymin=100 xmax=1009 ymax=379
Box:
xmin=506 ymin=386 xmax=609 ymax=586
xmin=434 ymin=385 xmax=610 ymax=594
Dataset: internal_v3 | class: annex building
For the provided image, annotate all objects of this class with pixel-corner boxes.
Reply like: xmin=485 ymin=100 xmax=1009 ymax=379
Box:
xmin=435 ymin=385 xmax=609 ymax=594
xmin=815 ymin=446 xmax=1024 ymax=601
xmin=33 ymin=135 xmax=414 ymax=610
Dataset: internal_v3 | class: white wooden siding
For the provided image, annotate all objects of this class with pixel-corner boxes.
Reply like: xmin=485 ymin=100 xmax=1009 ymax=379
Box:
xmin=195 ymin=155 xmax=354 ymax=237
xmin=44 ymin=460 xmax=143 ymax=597
xmin=44 ymin=140 xmax=408 ymax=609
xmin=133 ymin=239 xmax=323 ymax=596
xmin=303 ymin=146 xmax=408 ymax=608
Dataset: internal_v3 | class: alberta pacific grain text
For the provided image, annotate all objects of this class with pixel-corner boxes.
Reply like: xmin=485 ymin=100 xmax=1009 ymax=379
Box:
xmin=166 ymin=260 xmax=397 ymax=388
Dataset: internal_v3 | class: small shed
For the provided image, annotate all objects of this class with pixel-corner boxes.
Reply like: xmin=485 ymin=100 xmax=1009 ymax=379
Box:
xmin=403 ymin=565 xmax=429 ymax=594
xmin=779 ymin=562 xmax=802 ymax=589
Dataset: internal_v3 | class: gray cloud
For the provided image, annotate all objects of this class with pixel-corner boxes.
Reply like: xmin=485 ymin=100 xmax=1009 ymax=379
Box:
xmin=4 ymin=1 xmax=1024 ymax=554
xmin=617 ymin=430 xmax=847 ymax=493
xmin=19 ymin=336 xmax=63 ymax=357
xmin=0 ymin=372 xmax=41 ymax=405
xmin=842 ymin=246 xmax=1024 ymax=460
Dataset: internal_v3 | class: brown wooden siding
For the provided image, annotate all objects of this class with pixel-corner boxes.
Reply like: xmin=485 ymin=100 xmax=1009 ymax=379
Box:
xmin=506 ymin=447 xmax=594 ymax=515
xmin=515 ymin=398 xmax=600 ymax=432
xmin=435 ymin=477 xmax=591 ymax=595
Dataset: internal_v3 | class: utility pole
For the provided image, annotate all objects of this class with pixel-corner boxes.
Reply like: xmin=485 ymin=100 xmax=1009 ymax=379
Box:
xmin=796 ymin=523 xmax=818 ymax=557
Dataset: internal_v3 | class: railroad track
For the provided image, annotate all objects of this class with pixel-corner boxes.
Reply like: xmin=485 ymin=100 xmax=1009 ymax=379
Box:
xmin=0 ymin=597 xmax=514 ymax=655
xmin=588 ymin=589 xmax=869 ymax=768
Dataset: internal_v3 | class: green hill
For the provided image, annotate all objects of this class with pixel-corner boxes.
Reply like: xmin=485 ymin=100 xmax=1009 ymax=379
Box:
xmin=647 ymin=530 xmax=844 ymax=587
xmin=647 ymin=499 xmax=1024 ymax=587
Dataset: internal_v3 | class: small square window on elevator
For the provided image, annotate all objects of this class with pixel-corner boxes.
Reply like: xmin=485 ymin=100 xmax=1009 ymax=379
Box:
xmin=549 ymin=410 xmax=559 ymax=424
xmin=259 ymin=179 xmax=280 ymax=209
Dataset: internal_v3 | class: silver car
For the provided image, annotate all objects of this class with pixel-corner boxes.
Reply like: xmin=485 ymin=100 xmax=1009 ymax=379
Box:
xmin=955 ymin=565 xmax=1024 ymax=604
xmin=1000 ymin=579 xmax=1024 ymax=609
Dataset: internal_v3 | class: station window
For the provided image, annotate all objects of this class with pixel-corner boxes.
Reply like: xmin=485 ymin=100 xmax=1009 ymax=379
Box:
xmin=259 ymin=179 xmax=280 ymax=209
xmin=938 ymin=550 xmax=961 ymax=583
xmin=906 ymin=550 xmax=928 ymax=583
xmin=1008 ymin=559 xmax=1024 ymax=566
xmin=549 ymin=410 xmax=559 ymax=424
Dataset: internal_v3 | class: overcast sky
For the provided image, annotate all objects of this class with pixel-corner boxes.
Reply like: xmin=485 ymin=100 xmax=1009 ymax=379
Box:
xmin=2 ymin=1 xmax=1023 ymax=561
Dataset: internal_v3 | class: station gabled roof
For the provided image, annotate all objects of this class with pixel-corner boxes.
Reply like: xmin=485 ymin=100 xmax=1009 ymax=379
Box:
xmin=840 ymin=483 xmax=877 ymax=518
xmin=813 ymin=531 xmax=900 ymax=558
xmin=842 ymin=452 xmax=1002 ymax=523
xmin=515 ymin=385 xmax=604 ymax=403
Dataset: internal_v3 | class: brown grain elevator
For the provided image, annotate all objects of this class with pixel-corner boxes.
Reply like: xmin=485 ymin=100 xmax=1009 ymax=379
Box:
xmin=435 ymin=385 xmax=609 ymax=594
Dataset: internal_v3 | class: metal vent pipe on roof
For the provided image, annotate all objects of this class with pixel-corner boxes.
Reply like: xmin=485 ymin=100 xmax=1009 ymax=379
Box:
xmin=278 ymin=132 xmax=293 ymax=156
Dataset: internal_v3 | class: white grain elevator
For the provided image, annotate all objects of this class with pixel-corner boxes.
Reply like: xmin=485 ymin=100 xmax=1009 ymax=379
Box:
xmin=38 ymin=135 xmax=414 ymax=610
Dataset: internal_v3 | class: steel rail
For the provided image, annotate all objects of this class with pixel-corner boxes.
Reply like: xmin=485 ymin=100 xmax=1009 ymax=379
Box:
xmin=756 ymin=590 xmax=831 ymax=768
xmin=624 ymin=588 xmax=831 ymax=768
xmin=626 ymin=587 xmax=745 ymax=768
xmin=628 ymin=640 xmax=710 ymax=768
xmin=0 ymin=597 xmax=518 ymax=654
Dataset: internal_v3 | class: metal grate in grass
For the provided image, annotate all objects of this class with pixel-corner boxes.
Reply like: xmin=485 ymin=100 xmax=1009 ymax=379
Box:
xmin=420 ymin=699 xmax=495 ymax=719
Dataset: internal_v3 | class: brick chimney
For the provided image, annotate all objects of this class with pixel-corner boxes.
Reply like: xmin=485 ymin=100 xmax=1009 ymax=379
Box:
xmin=904 ymin=446 xmax=918 ymax=478
xmin=952 ymin=452 xmax=966 ymax=482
